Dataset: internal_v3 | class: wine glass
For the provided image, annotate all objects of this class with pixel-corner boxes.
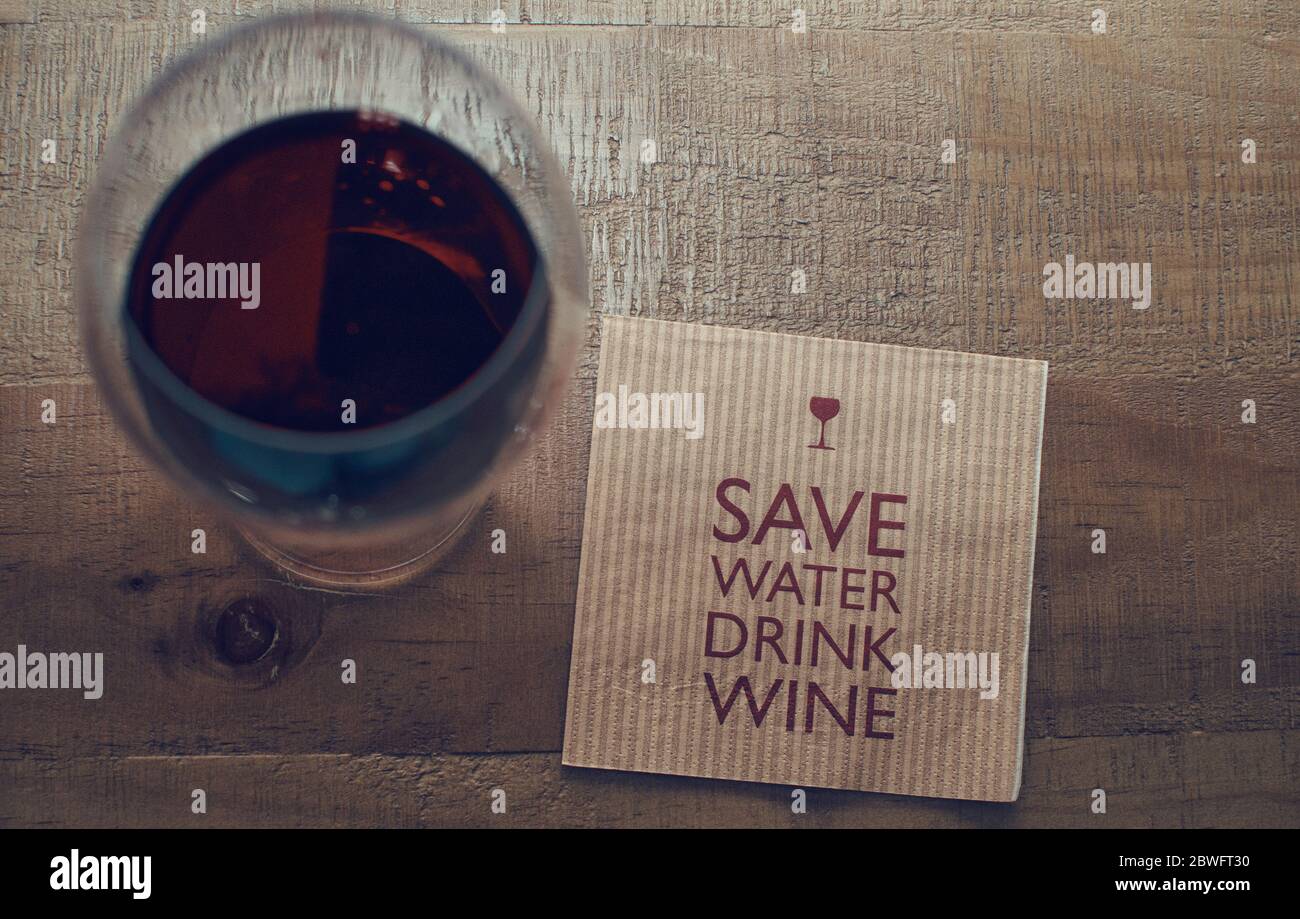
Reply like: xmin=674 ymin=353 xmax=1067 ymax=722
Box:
xmin=808 ymin=396 xmax=840 ymax=450
xmin=76 ymin=12 xmax=589 ymax=587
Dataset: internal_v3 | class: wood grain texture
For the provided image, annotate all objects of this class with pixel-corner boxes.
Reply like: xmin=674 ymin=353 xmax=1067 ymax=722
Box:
xmin=20 ymin=2 xmax=1300 ymax=37
xmin=0 ymin=1 xmax=34 ymax=25
xmin=3 ymin=730 xmax=1296 ymax=827
xmin=1 ymin=0 xmax=1297 ymax=826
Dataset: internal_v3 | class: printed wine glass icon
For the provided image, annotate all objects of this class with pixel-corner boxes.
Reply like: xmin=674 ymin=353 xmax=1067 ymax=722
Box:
xmin=808 ymin=396 xmax=840 ymax=450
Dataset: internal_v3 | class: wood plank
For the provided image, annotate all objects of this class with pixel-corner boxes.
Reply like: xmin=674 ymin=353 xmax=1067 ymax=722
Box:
xmin=15 ymin=1 xmax=1300 ymax=38
xmin=2 ymin=731 xmax=1294 ymax=827
xmin=0 ymin=381 xmax=590 ymax=755
xmin=651 ymin=27 xmax=1297 ymax=367
xmin=1 ymin=372 xmax=1294 ymax=758
xmin=3 ymin=21 xmax=1295 ymax=380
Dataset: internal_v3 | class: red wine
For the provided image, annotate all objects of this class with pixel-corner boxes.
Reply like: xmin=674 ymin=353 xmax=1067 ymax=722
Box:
xmin=122 ymin=112 xmax=551 ymax=520
xmin=127 ymin=111 xmax=537 ymax=432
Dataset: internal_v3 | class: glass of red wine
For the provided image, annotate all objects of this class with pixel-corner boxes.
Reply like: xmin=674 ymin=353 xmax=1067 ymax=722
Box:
xmin=77 ymin=13 xmax=589 ymax=587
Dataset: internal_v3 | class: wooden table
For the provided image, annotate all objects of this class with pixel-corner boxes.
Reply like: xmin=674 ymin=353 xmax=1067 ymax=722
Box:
xmin=1 ymin=0 xmax=1296 ymax=828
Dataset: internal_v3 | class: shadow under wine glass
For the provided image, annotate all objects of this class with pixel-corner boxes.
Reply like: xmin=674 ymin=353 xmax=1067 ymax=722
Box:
xmin=77 ymin=13 xmax=589 ymax=588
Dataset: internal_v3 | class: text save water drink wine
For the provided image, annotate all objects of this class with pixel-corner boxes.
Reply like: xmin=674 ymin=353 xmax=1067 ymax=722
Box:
xmin=122 ymin=111 xmax=550 ymax=538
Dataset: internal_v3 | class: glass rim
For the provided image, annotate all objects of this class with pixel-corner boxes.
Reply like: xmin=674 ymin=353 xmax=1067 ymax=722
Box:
xmin=79 ymin=10 xmax=569 ymax=455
